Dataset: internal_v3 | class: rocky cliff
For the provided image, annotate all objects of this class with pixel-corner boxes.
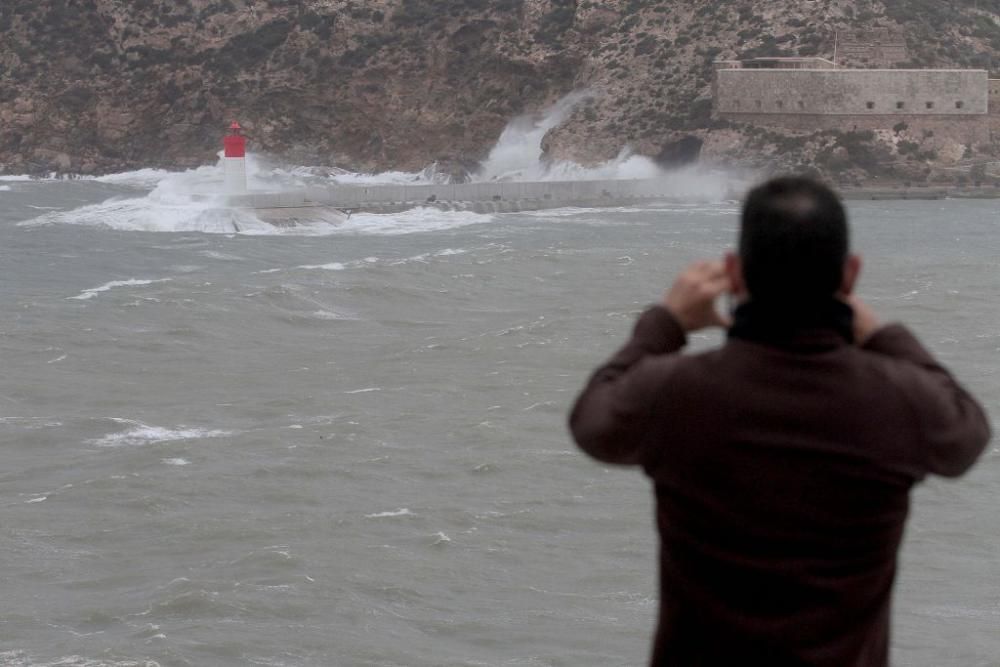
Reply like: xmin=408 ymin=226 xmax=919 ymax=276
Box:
xmin=3 ymin=0 xmax=1000 ymax=180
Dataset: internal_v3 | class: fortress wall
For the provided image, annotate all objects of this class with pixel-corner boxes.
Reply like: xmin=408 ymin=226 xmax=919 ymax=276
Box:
xmin=989 ymin=80 xmax=1000 ymax=114
xmin=716 ymin=69 xmax=988 ymax=116
xmin=717 ymin=113 xmax=991 ymax=144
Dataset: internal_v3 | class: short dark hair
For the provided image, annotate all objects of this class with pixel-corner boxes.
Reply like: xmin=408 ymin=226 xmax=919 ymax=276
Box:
xmin=739 ymin=177 xmax=849 ymax=305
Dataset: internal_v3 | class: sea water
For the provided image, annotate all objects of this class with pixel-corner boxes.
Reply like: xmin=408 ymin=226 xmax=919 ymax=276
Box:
xmin=1 ymin=168 xmax=998 ymax=667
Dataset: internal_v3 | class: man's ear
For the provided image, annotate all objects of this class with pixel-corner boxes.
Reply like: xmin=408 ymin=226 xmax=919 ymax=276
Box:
xmin=725 ymin=252 xmax=747 ymax=299
xmin=840 ymin=254 xmax=862 ymax=296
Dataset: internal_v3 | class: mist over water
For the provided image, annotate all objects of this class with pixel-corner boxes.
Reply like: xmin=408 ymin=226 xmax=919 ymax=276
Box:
xmin=473 ymin=91 xmax=739 ymax=199
xmin=474 ymin=91 xmax=628 ymax=181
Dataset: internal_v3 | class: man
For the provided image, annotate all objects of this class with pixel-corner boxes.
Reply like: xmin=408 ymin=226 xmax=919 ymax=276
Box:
xmin=568 ymin=177 xmax=990 ymax=666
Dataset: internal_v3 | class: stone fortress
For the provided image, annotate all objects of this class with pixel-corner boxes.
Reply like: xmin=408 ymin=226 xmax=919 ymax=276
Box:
xmin=713 ymin=31 xmax=1000 ymax=151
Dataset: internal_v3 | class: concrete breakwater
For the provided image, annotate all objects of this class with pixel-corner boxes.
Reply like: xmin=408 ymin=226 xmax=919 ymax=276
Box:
xmin=223 ymin=178 xmax=1000 ymax=226
xmin=839 ymin=185 xmax=1000 ymax=200
xmin=226 ymin=178 xmax=723 ymax=222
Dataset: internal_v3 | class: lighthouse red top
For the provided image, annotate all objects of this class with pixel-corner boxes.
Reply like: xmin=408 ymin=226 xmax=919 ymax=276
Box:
xmin=223 ymin=121 xmax=246 ymax=158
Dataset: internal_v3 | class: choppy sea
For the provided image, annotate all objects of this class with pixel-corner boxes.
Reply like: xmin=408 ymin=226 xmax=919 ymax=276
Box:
xmin=1 ymin=166 xmax=998 ymax=667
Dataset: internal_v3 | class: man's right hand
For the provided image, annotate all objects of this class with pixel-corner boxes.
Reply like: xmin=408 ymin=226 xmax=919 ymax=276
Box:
xmin=662 ymin=260 xmax=732 ymax=332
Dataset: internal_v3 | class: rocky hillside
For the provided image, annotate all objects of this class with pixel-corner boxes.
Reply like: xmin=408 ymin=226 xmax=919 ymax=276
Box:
xmin=2 ymin=0 xmax=1000 ymax=180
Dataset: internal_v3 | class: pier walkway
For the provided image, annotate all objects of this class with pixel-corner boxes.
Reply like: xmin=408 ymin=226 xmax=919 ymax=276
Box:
xmin=227 ymin=178 xmax=700 ymax=218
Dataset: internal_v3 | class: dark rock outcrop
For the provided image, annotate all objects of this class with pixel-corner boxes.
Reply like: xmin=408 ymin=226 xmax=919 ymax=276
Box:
xmin=654 ymin=136 xmax=703 ymax=169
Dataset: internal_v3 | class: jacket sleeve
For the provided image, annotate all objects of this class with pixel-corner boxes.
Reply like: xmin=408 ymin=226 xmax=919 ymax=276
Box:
xmin=568 ymin=306 xmax=687 ymax=465
xmin=863 ymin=324 xmax=992 ymax=477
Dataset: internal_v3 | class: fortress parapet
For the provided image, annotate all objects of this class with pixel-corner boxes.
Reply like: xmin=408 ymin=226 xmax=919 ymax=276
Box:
xmin=716 ymin=57 xmax=837 ymax=70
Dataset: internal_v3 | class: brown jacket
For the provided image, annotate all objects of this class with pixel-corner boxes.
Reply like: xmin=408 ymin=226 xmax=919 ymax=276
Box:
xmin=569 ymin=303 xmax=990 ymax=666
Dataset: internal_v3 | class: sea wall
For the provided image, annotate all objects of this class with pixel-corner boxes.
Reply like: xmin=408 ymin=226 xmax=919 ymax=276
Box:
xmin=228 ymin=178 xmax=708 ymax=212
xmin=989 ymin=79 xmax=1000 ymax=114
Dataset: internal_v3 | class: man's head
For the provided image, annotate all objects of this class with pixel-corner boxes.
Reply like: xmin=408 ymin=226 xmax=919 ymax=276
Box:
xmin=727 ymin=176 xmax=859 ymax=308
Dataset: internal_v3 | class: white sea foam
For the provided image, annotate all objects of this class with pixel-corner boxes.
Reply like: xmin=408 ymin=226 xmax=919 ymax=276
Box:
xmin=16 ymin=157 xmax=338 ymax=236
xmin=89 ymin=419 xmax=231 ymax=447
xmin=390 ymin=248 xmax=470 ymax=265
xmin=337 ymin=207 xmax=494 ymax=236
xmin=69 ymin=278 xmax=170 ymax=301
xmin=524 ymin=206 xmax=635 ymax=218
xmin=0 ymin=652 xmax=162 ymax=667
xmin=14 ymin=155 xmax=469 ymax=236
xmin=328 ymin=163 xmax=447 ymax=185
xmin=365 ymin=508 xmax=414 ymax=518
xmin=235 ymin=155 xmax=441 ymax=189
xmin=311 ymin=310 xmax=353 ymax=320
xmin=298 ymin=262 xmax=346 ymax=271
xmin=19 ymin=194 xmax=281 ymax=234
xmin=92 ymin=167 xmax=180 ymax=189
xmin=0 ymin=656 xmax=160 ymax=667
xmin=88 ymin=155 xmax=274 ymax=192
xmin=0 ymin=185 xmax=11 ymax=192
xmin=526 ymin=201 xmax=739 ymax=219
xmin=200 ymin=250 xmax=244 ymax=261
xmin=0 ymin=175 xmax=35 ymax=181
xmin=162 ymin=458 xmax=191 ymax=466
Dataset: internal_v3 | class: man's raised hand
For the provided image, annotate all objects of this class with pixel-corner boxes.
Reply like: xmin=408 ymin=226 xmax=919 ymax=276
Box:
xmin=662 ymin=260 xmax=732 ymax=332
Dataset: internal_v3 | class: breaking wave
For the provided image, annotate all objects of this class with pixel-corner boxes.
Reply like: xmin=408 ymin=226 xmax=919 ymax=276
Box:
xmin=336 ymin=207 xmax=495 ymax=236
xmin=88 ymin=419 xmax=231 ymax=448
xmin=69 ymin=278 xmax=170 ymax=301
xmin=471 ymin=90 xmax=699 ymax=183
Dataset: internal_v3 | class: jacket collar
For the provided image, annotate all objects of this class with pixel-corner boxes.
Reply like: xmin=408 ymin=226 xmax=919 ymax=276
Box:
xmin=727 ymin=298 xmax=855 ymax=352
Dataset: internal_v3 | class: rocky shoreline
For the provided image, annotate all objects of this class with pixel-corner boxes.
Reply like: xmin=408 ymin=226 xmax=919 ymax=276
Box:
xmin=6 ymin=2 xmax=1000 ymax=182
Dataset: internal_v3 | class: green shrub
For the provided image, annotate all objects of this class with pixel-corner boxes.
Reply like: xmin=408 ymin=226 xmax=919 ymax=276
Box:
xmin=535 ymin=3 xmax=576 ymax=44
xmin=215 ymin=18 xmax=292 ymax=69
xmin=634 ymin=35 xmax=657 ymax=56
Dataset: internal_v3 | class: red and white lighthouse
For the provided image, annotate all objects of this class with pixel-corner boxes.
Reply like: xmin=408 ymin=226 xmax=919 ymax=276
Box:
xmin=223 ymin=121 xmax=247 ymax=194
